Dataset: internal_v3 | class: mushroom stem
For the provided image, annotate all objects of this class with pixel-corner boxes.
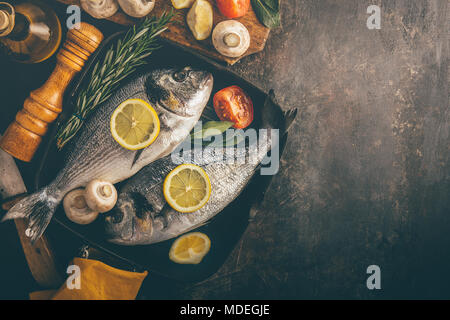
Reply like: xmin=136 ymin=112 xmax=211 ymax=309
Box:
xmin=223 ymin=33 xmax=241 ymax=48
xmin=73 ymin=195 xmax=87 ymax=210
xmin=99 ymin=185 xmax=112 ymax=198
xmin=212 ymin=20 xmax=251 ymax=58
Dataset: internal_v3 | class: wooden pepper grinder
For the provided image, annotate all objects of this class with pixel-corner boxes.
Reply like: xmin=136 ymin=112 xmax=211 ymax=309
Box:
xmin=0 ymin=22 xmax=103 ymax=162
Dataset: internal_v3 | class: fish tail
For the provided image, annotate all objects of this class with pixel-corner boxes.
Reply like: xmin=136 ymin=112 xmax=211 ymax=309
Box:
xmin=1 ymin=186 xmax=61 ymax=243
xmin=283 ymin=108 xmax=298 ymax=133
xmin=261 ymin=90 xmax=298 ymax=134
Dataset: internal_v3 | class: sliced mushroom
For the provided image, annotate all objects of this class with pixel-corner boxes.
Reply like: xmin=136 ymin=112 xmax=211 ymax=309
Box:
xmin=80 ymin=0 xmax=119 ymax=19
xmin=118 ymin=0 xmax=155 ymax=18
xmin=85 ymin=180 xmax=118 ymax=213
xmin=212 ymin=20 xmax=250 ymax=58
xmin=64 ymin=189 xmax=99 ymax=225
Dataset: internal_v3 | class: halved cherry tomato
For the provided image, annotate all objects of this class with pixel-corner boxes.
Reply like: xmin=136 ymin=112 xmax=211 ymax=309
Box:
xmin=213 ymin=85 xmax=254 ymax=129
xmin=216 ymin=0 xmax=250 ymax=19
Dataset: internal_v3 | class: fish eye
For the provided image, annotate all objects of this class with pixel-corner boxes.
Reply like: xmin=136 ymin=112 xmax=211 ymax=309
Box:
xmin=173 ymin=70 xmax=188 ymax=82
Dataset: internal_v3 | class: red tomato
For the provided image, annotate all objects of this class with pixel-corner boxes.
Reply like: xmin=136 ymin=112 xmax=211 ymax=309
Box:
xmin=213 ymin=85 xmax=254 ymax=129
xmin=216 ymin=0 xmax=250 ymax=19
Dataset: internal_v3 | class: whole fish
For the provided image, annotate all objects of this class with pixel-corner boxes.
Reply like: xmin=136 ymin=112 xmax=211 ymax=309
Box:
xmin=105 ymin=91 xmax=297 ymax=245
xmin=3 ymin=67 xmax=214 ymax=242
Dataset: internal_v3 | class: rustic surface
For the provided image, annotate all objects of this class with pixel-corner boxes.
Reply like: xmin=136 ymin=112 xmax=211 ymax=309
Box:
xmin=56 ymin=0 xmax=270 ymax=65
xmin=0 ymin=143 xmax=62 ymax=289
xmin=0 ymin=0 xmax=448 ymax=299
xmin=173 ymin=0 xmax=450 ymax=299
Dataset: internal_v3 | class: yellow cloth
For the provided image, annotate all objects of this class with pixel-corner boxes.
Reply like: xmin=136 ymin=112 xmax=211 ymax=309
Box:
xmin=29 ymin=258 xmax=148 ymax=300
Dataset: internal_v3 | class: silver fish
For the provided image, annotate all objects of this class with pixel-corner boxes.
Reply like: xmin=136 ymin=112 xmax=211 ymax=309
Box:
xmin=105 ymin=91 xmax=297 ymax=245
xmin=3 ymin=67 xmax=214 ymax=242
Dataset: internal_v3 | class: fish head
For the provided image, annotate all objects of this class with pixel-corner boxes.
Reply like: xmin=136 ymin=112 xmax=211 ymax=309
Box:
xmin=104 ymin=191 xmax=161 ymax=245
xmin=104 ymin=194 xmax=137 ymax=244
xmin=146 ymin=67 xmax=213 ymax=118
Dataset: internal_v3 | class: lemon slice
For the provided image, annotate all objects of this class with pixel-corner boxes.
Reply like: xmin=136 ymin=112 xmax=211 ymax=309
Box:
xmin=163 ymin=164 xmax=211 ymax=213
xmin=169 ymin=232 xmax=211 ymax=264
xmin=110 ymin=98 xmax=160 ymax=150
xmin=171 ymin=0 xmax=195 ymax=9
xmin=186 ymin=0 xmax=213 ymax=41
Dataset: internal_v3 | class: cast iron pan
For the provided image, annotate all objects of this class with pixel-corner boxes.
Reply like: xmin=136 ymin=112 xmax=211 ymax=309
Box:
xmin=34 ymin=33 xmax=292 ymax=283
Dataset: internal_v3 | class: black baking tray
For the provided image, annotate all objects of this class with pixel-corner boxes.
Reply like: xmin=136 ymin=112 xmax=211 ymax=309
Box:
xmin=33 ymin=33 xmax=293 ymax=283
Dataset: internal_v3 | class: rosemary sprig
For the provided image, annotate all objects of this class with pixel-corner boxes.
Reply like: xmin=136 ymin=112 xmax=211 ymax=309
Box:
xmin=55 ymin=11 xmax=175 ymax=149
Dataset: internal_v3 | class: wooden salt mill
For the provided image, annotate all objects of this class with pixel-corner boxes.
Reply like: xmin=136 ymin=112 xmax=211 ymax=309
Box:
xmin=0 ymin=22 xmax=103 ymax=162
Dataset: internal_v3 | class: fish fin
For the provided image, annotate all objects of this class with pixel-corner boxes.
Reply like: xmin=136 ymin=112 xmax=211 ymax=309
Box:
xmin=263 ymin=90 xmax=298 ymax=133
xmin=156 ymin=203 xmax=172 ymax=230
xmin=131 ymin=149 xmax=144 ymax=169
xmin=1 ymin=187 xmax=60 ymax=243
xmin=182 ymin=220 xmax=209 ymax=234
xmin=267 ymin=89 xmax=276 ymax=101
xmin=283 ymin=108 xmax=298 ymax=132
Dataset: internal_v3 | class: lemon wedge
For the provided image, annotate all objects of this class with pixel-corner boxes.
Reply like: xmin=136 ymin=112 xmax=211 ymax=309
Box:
xmin=163 ymin=164 xmax=211 ymax=213
xmin=169 ymin=232 xmax=211 ymax=264
xmin=110 ymin=98 xmax=160 ymax=150
xmin=186 ymin=0 xmax=213 ymax=41
xmin=171 ymin=0 xmax=195 ymax=9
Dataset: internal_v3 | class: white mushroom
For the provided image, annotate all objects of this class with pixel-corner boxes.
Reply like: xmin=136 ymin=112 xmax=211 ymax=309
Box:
xmin=80 ymin=0 xmax=119 ymax=19
xmin=118 ymin=0 xmax=155 ymax=18
xmin=212 ymin=20 xmax=251 ymax=58
xmin=64 ymin=189 xmax=99 ymax=225
xmin=84 ymin=180 xmax=118 ymax=213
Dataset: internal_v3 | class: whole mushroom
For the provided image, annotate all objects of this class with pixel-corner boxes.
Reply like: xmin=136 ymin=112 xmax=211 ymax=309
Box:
xmin=212 ymin=20 xmax=251 ymax=58
xmin=118 ymin=0 xmax=155 ymax=18
xmin=80 ymin=0 xmax=119 ymax=19
xmin=84 ymin=180 xmax=118 ymax=213
xmin=64 ymin=189 xmax=99 ymax=225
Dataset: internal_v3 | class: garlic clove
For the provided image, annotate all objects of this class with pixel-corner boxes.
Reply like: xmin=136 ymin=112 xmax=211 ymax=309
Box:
xmin=186 ymin=0 xmax=213 ymax=41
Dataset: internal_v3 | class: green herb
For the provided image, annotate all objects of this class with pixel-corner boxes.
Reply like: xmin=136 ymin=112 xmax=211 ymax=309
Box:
xmin=207 ymin=130 xmax=245 ymax=147
xmin=191 ymin=121 xmax=245 ymax=148
xmin=251 ymin=0 xmax=281 ymax=29
xmin=191 ymin=121 xmax=234 ymax=140
xmin=55 ymin=11 xmax=175 ymax=149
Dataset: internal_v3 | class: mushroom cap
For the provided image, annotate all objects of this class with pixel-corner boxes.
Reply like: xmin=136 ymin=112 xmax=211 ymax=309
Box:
xmin=64 ymin=189 xmax=99 ymax=225
xmin=118 ymin=0 xmax=155 ymax=18
xmin=84 ymin=180 xmax=118 ymax=213
xmin=80 ymin=0 xmax=119 ymax=19
xmin=212 ymin=20 xmax=251 ymax=58
xmin=0 ymin=2 xmax=14 ymax=37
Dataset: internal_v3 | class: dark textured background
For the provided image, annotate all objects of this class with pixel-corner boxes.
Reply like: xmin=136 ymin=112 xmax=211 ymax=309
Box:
xmin=0 ymin=0 xmax=448 ymax=299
